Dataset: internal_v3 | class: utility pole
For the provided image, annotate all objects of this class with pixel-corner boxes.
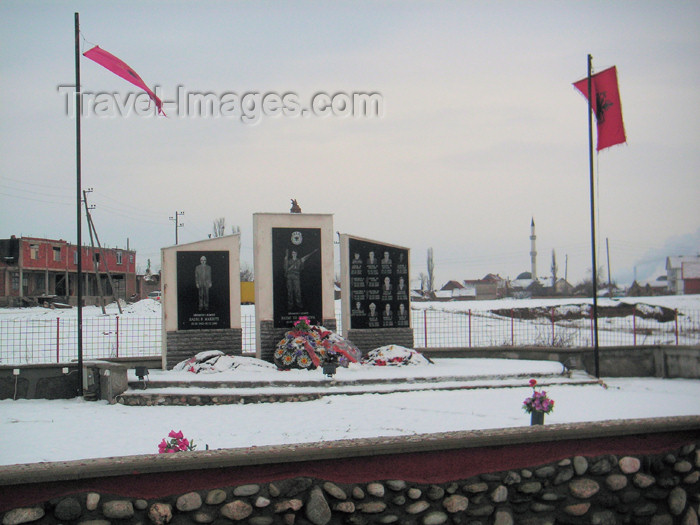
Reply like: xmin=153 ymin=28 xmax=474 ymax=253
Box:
xmin=74 ymin=12 xmax=83 ymax=397
xmin=606 ymin=238 xmax=613 ymax=297
xmin=169 ymin=211 xmax=184 ymax=245
xmin=83 ymin=189 xmax=106 ymax=314
xmin=83 ymin=190 xmax=123 ymax=314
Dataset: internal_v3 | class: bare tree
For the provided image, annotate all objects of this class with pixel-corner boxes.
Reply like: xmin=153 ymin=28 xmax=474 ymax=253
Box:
xmin=212 ymin=217 xmax=226 ymax=238
xmin=240 ymin=263 xmax=254 ymax=282
xmin=551 ymin=250 xmax=558 ymax=289
xmin=418 ymin=272 xmax=428 ymax=293
xmin=576 ymin=266 xmax=607 ymax=296
xmin=427 ymin=247 xmax=435 ymax=292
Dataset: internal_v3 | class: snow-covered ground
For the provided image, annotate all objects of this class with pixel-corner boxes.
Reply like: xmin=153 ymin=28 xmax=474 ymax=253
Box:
xmin=1 ymin=357 xmax=700 ymax=466
xmin=1 ymin=296 xmax=699 ymax=467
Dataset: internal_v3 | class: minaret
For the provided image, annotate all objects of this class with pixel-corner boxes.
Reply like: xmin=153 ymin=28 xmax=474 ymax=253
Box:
xmin=530 ymin=217 xmax=537 ymax=280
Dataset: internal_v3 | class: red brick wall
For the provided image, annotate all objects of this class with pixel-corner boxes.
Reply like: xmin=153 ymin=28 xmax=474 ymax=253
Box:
xmin=20 ymin=238 xmax=136 ymax=275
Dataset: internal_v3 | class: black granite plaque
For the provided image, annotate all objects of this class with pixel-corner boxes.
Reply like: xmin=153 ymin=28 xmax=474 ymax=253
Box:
xmin=348 ymin=239 xmax=409 ymax=329
xmin=177 ymin=251 xmax=230 ymax=330
xmin=272 ymin=227 xmax=322 ymax=328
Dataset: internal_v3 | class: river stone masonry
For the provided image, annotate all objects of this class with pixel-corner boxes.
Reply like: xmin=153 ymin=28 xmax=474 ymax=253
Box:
xmin=2 ymin=443 xmax=699 ymax=525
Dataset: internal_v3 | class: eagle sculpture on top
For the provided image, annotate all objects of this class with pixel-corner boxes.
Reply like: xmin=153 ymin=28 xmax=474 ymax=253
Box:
xmin=290 ymin=199 xmax=301 ymax=213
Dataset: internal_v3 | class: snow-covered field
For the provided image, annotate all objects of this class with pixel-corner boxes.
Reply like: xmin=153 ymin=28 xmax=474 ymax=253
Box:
xmin=1 ymin=296 xmax=699 ymax=466
xmin=1 ymin=296 xmax=699 ymax=364
xmin=1 ymin=358 xmax=699 ymax=466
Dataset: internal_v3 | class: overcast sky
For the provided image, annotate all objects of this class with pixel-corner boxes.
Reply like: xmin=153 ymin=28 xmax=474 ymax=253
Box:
xmin=1 ymin=1 xmax=699 ymax=288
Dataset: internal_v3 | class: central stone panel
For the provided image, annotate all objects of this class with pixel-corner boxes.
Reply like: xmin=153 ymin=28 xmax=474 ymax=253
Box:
xmin=271 ymin=227 xmax=323 ymax=328
xmin=253 ymin=213 xmax=335 ymax=362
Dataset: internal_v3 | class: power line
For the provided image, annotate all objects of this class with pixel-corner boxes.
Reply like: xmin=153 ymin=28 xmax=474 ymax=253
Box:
xmin=0 ymin=190 xmax=73 ymax=207
xmin=1 ymin=175 xmax=73 ymax=192
xmin=91 ymin=189 xmax=166 ymax=220
xmin=90 ymin=203 xmax=168 ymax=226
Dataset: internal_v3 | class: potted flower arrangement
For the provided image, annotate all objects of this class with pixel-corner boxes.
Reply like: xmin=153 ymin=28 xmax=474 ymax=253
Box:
xmin=522 ymin=379 xmax=554 ymax=425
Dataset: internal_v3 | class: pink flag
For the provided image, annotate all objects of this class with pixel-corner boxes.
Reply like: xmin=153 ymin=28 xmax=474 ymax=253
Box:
xmin=83 ymin=46 xmax=165 ymax=116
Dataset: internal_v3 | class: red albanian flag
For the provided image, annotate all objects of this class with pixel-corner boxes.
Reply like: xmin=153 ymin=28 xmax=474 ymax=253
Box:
xmin=83 ymin=46 xmax=165 ymax=116
xmin=573 ymin=66 xmax=626 ymax=151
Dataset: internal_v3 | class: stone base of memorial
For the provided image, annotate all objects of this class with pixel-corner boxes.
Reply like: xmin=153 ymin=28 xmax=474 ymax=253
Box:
xmin=259 ymin=319 xmax=337 ymax=363
xmin=346 ymin=327 xmax=414 ymax=354
xmin=165 ymin=329 xmax=242 ymax=370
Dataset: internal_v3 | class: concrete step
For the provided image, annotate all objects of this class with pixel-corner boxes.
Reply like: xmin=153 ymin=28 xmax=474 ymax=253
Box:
xmin=117 ymin=373 xmax=600 ymax=406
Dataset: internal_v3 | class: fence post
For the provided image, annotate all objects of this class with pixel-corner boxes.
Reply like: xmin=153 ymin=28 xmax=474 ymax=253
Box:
xmin=423 ymin=310 xmax=428 ymax=348
xmin=116 ymin=316 xmax=119 ymax=358
xmin=675 ymin=309 xmax=679 ymax=345
xmin=633 ymin=309 xmax=637 ymax=346
xmin=511 ymin=309 xmax=514 ymax=346
xmin=56 ymin=317 xmax=60 ymax=363
xmin=551 ymin=307 xmax=555 ymax=346
xmin=468 ymin=309 xmax=472 ymax=348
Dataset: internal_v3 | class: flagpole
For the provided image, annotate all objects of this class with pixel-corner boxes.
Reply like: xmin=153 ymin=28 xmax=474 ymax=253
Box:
xmin=587 ymin=53 xmax=601 ymax=378
xmin=75 ymin=12 xmax=84 ymax=396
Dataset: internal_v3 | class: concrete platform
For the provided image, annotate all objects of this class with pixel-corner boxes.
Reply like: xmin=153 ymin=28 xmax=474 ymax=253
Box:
xmin=117 ymin=360 xmax=601 ymax=406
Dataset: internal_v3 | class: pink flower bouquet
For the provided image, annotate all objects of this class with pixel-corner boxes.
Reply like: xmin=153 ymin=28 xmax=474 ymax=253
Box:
xmin=158 ymin=430 xmax=196 ymax=454
xmin=522 ymin=379 xmax=555 ymax=415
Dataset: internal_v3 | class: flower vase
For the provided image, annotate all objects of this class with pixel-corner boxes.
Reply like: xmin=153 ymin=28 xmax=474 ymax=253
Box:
xmin=530 ymin=411 xmax=545 ymax=426
xmin=322 ymin=362 xmax=338 ymax=377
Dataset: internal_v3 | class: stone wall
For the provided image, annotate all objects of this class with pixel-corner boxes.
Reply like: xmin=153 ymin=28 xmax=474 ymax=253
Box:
xmin=2 ymin=441 xmax=698 ymax=524
xmin=0 ymin=365 xmax=77 ymax=400
xmin=346 ymin=327 xmax=414 ymax=354
xmin=165 ymin=328 xmax=242 ymax=369
xmin=421 ymin=346 xmax=700 ymax=379
xmin=2 ymin=418 xmax=698 ymax=524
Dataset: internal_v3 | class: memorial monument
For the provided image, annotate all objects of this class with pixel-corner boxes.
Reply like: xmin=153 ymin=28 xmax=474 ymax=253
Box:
xmin=340 ymin=234 xmax=414 ymax=352
xmin=161 ymin=235 xmax=242 ymax=369
xmin=253 ymin=213 xmax=335 ymax=362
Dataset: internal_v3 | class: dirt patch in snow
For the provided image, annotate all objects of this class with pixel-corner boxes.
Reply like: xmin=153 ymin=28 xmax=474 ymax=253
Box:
xmin=491 ymin=302 xmax=677 ymax=323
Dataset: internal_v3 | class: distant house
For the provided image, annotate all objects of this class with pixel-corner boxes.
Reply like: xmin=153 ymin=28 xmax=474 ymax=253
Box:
xmin=0 ymin=235 xmax=136 ymax=307
xmin=463 ymin=273 xmax=507 ymax=300
xmin=666 ymin=255 xmax=700 ymax=295
xmin=628 ymin=276 xmax=668 ymax=297
xmin=437 ymin=280 xmax=476 ymax=300
xmin=508 ymin=272 xmax=547 ymax=298
xmin=553 ymin=278 xmax=574 ymax=296
xmin=441 ymin=280 xmax=464 ymax=292
xmin=510 ymin=271 xmax=577 ymax=298
xmin=137 ymin=270 xmax=161 ymax=300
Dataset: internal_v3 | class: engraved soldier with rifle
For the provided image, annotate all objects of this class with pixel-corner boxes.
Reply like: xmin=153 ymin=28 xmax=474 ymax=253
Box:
xmin=284 ymin=248 xmax=318 ymax=310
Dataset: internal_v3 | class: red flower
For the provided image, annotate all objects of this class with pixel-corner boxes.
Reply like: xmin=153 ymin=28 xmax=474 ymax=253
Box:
xmin=529 ymin=379 xmax=537 ymax=387
xmin=168 ymin=430 xmax=184 ymax=440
